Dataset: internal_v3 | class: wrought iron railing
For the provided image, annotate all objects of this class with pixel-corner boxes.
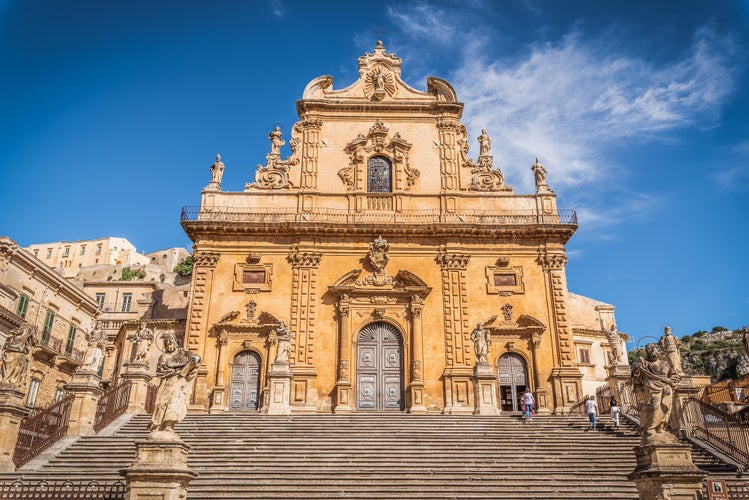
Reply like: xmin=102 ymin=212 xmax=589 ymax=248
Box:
xmin=596 ymin=384 xmax=612 ymax=414
xmin=0 ymin=479 xmax=126 ymax=499
xmin=145 ymin=383 xmax=158 ymax=414
xmin=682 ymin=396 xmax=749 ymax=467
xmin=618 ymin=382 xmax=640 ymax=419
xmin=13 ymin=394 xmax=74 ymax=467
xmin=93 ymin=380 xmax=132 ymax=432
xmin=181 ymin=206 xmax=578 ymax=226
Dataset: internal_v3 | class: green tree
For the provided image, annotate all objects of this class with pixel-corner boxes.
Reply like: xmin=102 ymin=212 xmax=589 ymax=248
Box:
xmin=174 ymin=255 xmax=194 ymax=277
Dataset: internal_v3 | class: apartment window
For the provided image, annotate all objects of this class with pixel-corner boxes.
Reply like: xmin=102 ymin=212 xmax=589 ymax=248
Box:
xmin=55 ymin=388 xmax=65 ymax=401
xmin=63 ymin=247 xmax=70 ymax=257
xmin=80 ymin=246 xmax=86 ymax=255
xmin=121 ymin=293 xmax=132 ymax=312
xmin=95 ymin=293 xmax=105 ymax=309
xmin=27 ymin=378 xmax=40 ymax=407
xmin=33 ymin=249 xmax=39 ymax=258
xmin=46 ymin=249 xmax=52 ymax=259
xmin=64 ymin=324 xmax=77 ymax=356
xmin=16 ymin=294 xmax=30 ymax=319
xmin=41 ymin=310 xmax=55 ymax=344
xmin=577 ymin=346 xmax=591 ymax=365
xmin=96 ymin=245 xmax=102 ymax=255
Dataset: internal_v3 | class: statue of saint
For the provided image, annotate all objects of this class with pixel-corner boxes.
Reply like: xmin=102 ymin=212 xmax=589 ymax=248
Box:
xmin=659 ymin=326 xmax=683 ymax=375
xmin=129 ymin=321 xmax=154 ymax=363
xmin=478 ymin=129 xmax=491 ymax=157
xmin=470 ymin=322 xmax=491 ymax=364
xmin=209 ymin=154 xmax=224 ymax=187
xmin=269 ymin=127 xmax=285 ymax=156
xmin=0 ymin=324 xmax=35 ymax=388
xmin=603 ymin=323 xmax=625 ymax=366
xmin=149 ymin=333 xmax=201 ymax=439
xmin=531 ymin=157 xmax=548 ymax=189
xmin=632 ymin=343 xmax=681 ymax=445
xmin=274 ymin=321 xmax=293 ymax=364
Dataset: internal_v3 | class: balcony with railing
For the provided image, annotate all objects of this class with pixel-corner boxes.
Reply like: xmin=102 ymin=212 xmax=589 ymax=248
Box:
xmin=181 ymin=206 xmax=577 ymax=228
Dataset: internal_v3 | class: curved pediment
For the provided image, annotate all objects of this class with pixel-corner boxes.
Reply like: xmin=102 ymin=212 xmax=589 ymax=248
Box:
xmin=300 ymin=42 xmax=456 ymax=104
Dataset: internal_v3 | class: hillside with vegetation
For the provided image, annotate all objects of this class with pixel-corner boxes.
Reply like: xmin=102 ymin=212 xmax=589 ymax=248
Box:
xmin=628 ymin=326 xmax=749 ymax=382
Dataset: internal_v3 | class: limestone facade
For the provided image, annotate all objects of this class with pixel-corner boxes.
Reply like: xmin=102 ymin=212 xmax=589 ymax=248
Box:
xmin=0 ymin=237 xmax=99 ymax=407
xmin=179 ymin=43 xmax=623 ymax=414
xmin=26 ymin=237 xmax=150 ymax=277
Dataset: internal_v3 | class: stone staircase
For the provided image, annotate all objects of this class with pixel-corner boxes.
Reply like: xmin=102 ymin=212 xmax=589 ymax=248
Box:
xmin=0 ymin=413 xmax=745 ymax=499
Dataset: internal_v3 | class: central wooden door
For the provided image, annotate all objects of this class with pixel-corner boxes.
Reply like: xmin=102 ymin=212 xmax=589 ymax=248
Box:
xmin=230 ymin=351 xmax=261 ymax=410
xmin=356 ymin=322 xmax=403 ymax=411
xmin=498 ymin=353 xmax=528 ymax=412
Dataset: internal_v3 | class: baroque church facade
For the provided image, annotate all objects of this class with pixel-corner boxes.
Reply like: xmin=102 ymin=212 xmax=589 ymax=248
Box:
xmin=180 ymin=42 xmax=625 ymax=415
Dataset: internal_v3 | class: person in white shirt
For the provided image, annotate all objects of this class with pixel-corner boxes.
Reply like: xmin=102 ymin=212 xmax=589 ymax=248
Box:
xmin=585 ymin=395 xmax=598 ymax=430
xmin=609 ymin=395 xmax=621 ymax=430
xmin=522 ymin=388 xmax=535 ymax=422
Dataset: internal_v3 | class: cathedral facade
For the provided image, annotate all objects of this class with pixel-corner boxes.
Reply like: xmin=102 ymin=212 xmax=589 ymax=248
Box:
xmin=180 ymin=43 xmax=624 ymax=415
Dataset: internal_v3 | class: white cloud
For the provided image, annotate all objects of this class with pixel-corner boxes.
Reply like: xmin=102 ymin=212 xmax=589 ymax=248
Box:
xmin=714 ymin=140 xmax=749 ymax=191
xmin=267 ymin=0 xmax=285 ymax=18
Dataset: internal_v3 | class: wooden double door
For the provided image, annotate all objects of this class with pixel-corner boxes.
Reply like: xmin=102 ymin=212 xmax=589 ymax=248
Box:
xmin=356 ymin=322 xmax=403 ymax=411
xmin=230 ymin=351 xmax=261 ymax=410
xmin=498 ymin=353 xmax=529 ymax=412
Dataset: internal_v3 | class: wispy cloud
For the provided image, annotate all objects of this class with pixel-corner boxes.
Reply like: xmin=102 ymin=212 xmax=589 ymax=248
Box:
xmin=714 ymin=140 xmax=749 ymax=191
xmin=267 ymin=0 xmax=285 ymax=18
xmin=386 ymin=2 xmax=739 ymax=231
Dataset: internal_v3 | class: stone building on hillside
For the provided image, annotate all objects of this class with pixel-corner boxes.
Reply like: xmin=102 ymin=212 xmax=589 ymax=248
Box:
xmin=26 ymin=237 xmax=151 ymax=278
xmin=179 ymin=43 xmax=627 ymax=415
xmin=0 ymin=237 xmax=99 ymax=408
xmin=145 ymin=247 xmax=190 ymax=273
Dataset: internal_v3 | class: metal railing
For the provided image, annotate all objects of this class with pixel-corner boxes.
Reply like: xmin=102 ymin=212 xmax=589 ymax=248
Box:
xmin=0 ymin=479 xmax=126 ymax=499
xmin=94 ymin=380 xmax=132 ymax=432
xmin=13 ymin=394 xmax=74 ymax=467
xmin=144 ymin=383 xmax=158 ymax=414
xmin=596 ymin=384 xmax=612 ymax=414
xmin=682 ymin=396 xmax=749 ymax=467
xmin=618 ymin=382 xmax=640 ymax=419
xmin=181 ymin=206 xmax=578 ymax=226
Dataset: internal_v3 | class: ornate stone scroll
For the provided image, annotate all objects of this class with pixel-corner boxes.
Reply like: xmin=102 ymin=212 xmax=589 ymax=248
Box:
xmin=246 ymin=126 xmax=299 ymax=190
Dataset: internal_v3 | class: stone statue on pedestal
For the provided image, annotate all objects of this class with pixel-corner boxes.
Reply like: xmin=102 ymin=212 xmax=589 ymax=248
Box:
xmin=207 ymin=154 xmax=224 ymax=190
xmin=470 ymin=322 xmax=491 ymax=365
xmin=149 ymin=333 xmax=200 ymax=439
xmin=128 ymin=321 xmax=154 ymax=363
xmin=603 ymin=323 xmax=626 ymax=366
xmin=659 ymin=326 xmax=683 ymax=375
xmin=632 ymin=343 xmax=681 ymax=445
xmin=0 ymin=324 xmax=35 ymax=388
xmin=274 ymin=321 xmax=293 ymax=364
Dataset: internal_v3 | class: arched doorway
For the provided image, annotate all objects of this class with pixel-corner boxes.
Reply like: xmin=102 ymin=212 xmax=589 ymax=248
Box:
xmin=356 ymin=322 xmax=403 ymax=411
xmin=230 ymin=351 xmax=261 ymax=410
xmin=497 ymin=353 xmax=529 ymax=412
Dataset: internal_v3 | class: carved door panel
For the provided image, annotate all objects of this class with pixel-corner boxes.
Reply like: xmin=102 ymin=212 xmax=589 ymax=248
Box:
xmin=497 ymin=353 xmax=528 ymax=412
xmin=356 ymin=322 xmax=403 ymax=411
xmin=230 ymin=351 xmax=261 ymax=410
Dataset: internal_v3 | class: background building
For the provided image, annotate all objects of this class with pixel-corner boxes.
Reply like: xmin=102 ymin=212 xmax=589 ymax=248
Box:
xmin=26 ymin=237 xmax=150 ymax=278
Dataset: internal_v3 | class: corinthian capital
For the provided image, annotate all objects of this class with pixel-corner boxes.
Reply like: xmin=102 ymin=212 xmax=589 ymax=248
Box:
xmin=537 ymin=252 xmax=567 ymax=271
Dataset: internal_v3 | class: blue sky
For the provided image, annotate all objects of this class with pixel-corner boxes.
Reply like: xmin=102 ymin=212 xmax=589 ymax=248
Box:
xmin=1 ymin=0 xmax=747 ymax=349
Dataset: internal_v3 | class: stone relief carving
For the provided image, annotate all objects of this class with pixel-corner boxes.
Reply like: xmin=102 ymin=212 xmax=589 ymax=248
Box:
xmin=501 ymin=303 xmax=513 ymax=324
xmin=364 ymin=66 xmax=396 ymax=100
xmin=80 ymin=322 xmax=107 ymax=371
xmin=241 ymin=300 xmax=258 ymax=325
xmin=632 ymin=343 xmax=681 ymax=445
xmin=247 ymin=126 xmax=299 ymax=190
xmin=366 ymin=236 xmax=390 ymax=273
xmin=149 ymin=333 xmax=201 ymax=440
xmin=205 ymin=154 xmax=224 ymax=191
xmin=0 ymin=323 xmax=35 ymax=389
xmin=531 ymin=157 xmax=553 ymax=193
xmin=461 ymin=128 xmax=513 ymax=192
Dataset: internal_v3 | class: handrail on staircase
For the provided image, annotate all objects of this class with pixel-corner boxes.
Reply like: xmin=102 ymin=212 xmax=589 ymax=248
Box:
xmin=682 ymin=396 xmax=749 ymax=469
xmin=94 ymin=380 xmax=132 ymax=432
xmin=13 ymin=394 xmax=74 ymax=467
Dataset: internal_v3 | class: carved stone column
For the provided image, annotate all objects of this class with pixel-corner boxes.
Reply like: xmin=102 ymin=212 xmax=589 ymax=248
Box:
xmin=298 ymin=118 xmax=322 ymax=189
xmin=287 ymin=249 xmax=322 ymax=413
xmin=65 ymin=370 xmax=104 ymax=437
xmin=0 ymin=387 xmax=26 ymax=472
xmin=436 ymin=119 xmax=461 ymax=191
xmin=539 ymin=251 xmax=582 ymax=413
xmin=530 ymin=331 xmax=550 ymax=414
xmin=628 ymin=444 xmax=705 ymax=500
xmin=187 ymin=250 xmax=220 ymax=412
xmin=408 ymin=297 xmax=426 ymax=413
xmin=334 ymin=298 xmax=353 ymax=414
xmin=436 ymin=251 xmax=474 ymax=414
xmin=121 ymin=361 xmax=152 ymax=414
xmin=121 ymin=438 xmax=198 ymax=500
xmin=209 ymin=333 xmax=229 ymax=414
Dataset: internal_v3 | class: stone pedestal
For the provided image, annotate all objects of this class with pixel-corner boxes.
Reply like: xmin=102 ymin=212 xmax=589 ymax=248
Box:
xmin=334 ymin=381 xmax=353 ymax=414
xmin=265 ymin=362 xmax=293 ymax=415
xmin=606 ymin=364 xmax=632 ymax=404
xmin=670 ymin=376 xmax=702 ymax=439
xmin=0 ymin=387 xmax=27 ymax=472
xmin=408 ymin=381 xmax=427 ymax=414
xmin=473 ymin=363 xmax=499 ymax=416
xmin=121 ymin=362 xmax=152 ymax=414
xmin=121 ymin=437 xmax=197 ymax=500
xmin=628 ymin=443 xmax=706 ymax=500
xmin=65 ymin=370 xmax=104 ymax=437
